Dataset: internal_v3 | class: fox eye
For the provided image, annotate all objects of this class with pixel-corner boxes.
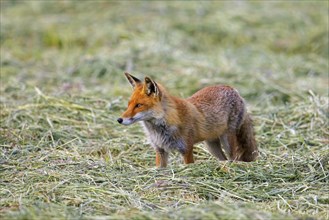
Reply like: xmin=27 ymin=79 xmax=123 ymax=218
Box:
xmin=135 ymin=103 xmax=142 ymax=108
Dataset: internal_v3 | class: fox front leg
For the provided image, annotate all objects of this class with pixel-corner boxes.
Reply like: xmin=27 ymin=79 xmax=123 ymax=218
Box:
xmin=182 ymin=146 xmax=194 ymax=164
xmin=155 ymin=148 xmax=168 ymax=168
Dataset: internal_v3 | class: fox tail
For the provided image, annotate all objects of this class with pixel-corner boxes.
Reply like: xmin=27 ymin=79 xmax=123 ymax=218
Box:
xmin=237 ymin=114 xmax=258 ymax=162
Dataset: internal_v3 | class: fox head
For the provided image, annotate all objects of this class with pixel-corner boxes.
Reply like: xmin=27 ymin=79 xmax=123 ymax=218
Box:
xmin=117 ymin=73 xmax=163 ymax=125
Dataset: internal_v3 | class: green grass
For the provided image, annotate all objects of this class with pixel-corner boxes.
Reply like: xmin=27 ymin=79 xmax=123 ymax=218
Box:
xmin=1 ymin=1 xmax=328 ymax=219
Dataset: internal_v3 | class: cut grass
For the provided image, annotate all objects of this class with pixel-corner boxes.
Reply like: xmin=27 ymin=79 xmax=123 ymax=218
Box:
xmin=1 ymin=1 xmax=328 ymax=220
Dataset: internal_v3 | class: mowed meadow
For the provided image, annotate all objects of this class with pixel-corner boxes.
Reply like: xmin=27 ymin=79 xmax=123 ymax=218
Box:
xmin=0 ymin=1 xmax=328 ymax=220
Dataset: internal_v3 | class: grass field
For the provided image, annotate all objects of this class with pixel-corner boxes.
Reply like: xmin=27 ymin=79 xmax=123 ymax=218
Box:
xmin=1 ymin=1 xmax=328 ymax=219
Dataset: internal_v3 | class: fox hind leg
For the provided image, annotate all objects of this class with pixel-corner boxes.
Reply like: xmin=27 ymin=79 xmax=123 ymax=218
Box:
xmin=222 ymin=131 xmax=256 ymax=161
xmin=220 ymin=132 xmax=240 ymax=161
xmin=205 ymin=139 xmax=227 ymax=160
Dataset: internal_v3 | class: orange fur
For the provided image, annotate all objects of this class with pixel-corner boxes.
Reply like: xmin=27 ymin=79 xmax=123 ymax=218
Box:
xmin=118 ymin=73 xmax=258 ymax=167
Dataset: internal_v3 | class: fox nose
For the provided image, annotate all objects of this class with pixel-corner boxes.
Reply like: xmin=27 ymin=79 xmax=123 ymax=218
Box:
xmin=117 ymin=118 xmax=123 ymax=124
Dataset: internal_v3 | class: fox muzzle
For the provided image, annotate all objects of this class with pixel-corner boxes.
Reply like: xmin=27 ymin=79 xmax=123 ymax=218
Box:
xmin=117 ymin=117 xmax=136 ymax=125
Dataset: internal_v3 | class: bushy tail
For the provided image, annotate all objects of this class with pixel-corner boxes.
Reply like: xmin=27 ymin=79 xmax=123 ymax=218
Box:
xmin=237 ymin=114 xmax=258 ymax=162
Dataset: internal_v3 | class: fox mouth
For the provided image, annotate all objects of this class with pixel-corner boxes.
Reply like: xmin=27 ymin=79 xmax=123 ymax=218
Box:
xmin=117 ymin=114 xmax=144 ymax=125
xmin=117 ymin=117 xmax=137 ymax=125
xmin=117 ymin=111 xmax=154 ymax=125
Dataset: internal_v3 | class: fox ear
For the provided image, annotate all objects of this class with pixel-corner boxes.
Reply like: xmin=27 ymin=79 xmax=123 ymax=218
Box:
xmin=124 ymin=72 xmax=141 ymax=88
xmin=144 ymin=77 xmax=161 ymax=98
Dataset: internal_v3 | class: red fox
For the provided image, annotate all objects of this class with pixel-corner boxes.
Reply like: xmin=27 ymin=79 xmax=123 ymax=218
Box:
xmin=117 ymin=73 xmax=258 ymax=167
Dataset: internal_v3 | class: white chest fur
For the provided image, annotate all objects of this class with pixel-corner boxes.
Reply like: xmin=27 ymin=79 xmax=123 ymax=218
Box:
xmin=141 ymin=121 xmax=186 ymax=153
